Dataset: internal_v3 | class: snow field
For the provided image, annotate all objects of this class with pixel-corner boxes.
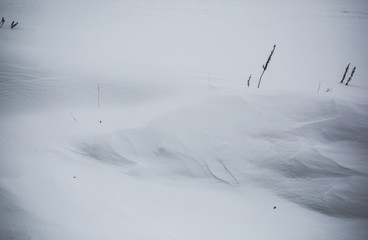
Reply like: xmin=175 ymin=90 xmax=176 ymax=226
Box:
xmin=1 ymin=0 xmax=368 ymax=239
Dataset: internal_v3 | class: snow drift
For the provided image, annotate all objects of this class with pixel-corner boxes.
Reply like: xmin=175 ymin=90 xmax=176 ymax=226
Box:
xmin=1 ymin=0 xmax=368 ymax=239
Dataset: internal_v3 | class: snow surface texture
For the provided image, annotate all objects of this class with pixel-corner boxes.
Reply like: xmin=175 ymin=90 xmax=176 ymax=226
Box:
xmin=1 ymin=0 xmax=368 ymax=239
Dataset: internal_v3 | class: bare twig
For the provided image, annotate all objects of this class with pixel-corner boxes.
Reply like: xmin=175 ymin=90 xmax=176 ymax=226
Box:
xmin=346 ymin=67 xmax=356 ymax=86
xmin=258 ymin=45 xmax=276 ymax=88
xmin=317 ymin=81 xmax=321 ymax=93
xmin=69 ymin=112 xmax=76 ymax=122
xmin=0 ymin=17 xmax=5 ymax=28
xmin=223 ymin=165 xmax=239 ymax=184
xmin=11 ymin=21 xmax=18 ymax=29
xmin=98 ymin=84 xmax=100 ymax=108
xmin=340 ymin=63 xmax=350 ymax=83
xmin=247 ymin=74 xmax=252 ymax=87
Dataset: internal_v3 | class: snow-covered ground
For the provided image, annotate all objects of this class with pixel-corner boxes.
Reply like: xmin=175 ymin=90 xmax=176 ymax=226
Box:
xmin=1 ymin=0 xmax=368 ymax=239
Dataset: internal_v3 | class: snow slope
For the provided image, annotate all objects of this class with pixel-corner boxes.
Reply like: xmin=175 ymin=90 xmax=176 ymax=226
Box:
xmin=1 ymin=0 xmax=368 ymax=239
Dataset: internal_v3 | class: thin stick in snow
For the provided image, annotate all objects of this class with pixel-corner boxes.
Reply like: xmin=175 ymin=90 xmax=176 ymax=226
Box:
xmin=11 ymin=21 xmax=18 ymax=29
xmin=98 ymin=84 xmax=100 ymax=108
xmin=346 ymin=67 xmax=356 ymax=86
xmin=340 ymin=63 xmax=350 ymax=83
xmin=223 ymin=165 xmax=239 ymax=184
xmin=258 ymin=45 xmax=276 ymax=89
xmin=0 ymin=17 xmax=4 ymax=28
xmin=317 ymin=81 xmax=321 ymax=93
xmin=247 ymin=74 xmax=252 ymax=87
xmin=69 ymin=112 xmax=76 ymax=122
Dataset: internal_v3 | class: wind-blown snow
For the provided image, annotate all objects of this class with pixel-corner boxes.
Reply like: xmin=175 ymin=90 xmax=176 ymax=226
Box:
xmin=1 ymin=0 xmax=368 ymax=239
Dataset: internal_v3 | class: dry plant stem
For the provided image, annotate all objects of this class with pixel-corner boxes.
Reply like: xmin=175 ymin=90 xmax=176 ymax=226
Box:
xmin=346 ymin=67 xmax=356 ymax=85
xmin=98 ymin=84 xmax=100 ymax=108
xmin=69 ymin=112 xmax=76 ymax=122
xmin=258 ymin=45 xmax=276 ymax=89
xmin=0 ymin=17 xmax=4 ymax=28
xmin=317 ymin=82 xmax=321 ymax=93
xmin=340 ymin=63 xmax=350 ymax=83
xmin=11 ymin=21 xmax=18 ymax=29
xmin=223 ymin=165 xmax=239 ymax=184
